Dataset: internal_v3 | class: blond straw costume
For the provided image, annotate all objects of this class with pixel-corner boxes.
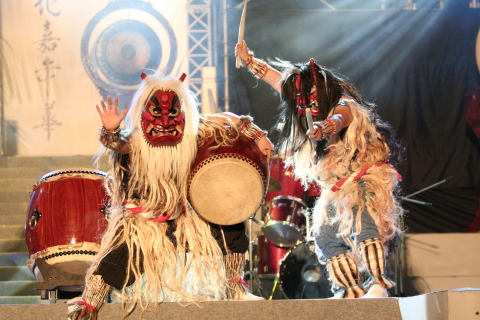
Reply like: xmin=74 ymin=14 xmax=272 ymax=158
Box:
xmin=68 ymin=74 xmax=265 ymax=319
xmin=287 ymin=95 xmax=403 ymax=255
xmin=238 ymin=49 xmax=404 ymax=298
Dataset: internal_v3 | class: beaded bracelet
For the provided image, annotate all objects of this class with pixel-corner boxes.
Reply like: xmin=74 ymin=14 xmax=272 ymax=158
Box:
xmin=249 ymin=58 xmax=269 ymax=79
xmin=324 ymin=119 xmax=337 ymax=136
xmin=237 ymin=116 xmax=267 ymax=145
xmin=241 ymin=53 xmax=254 ymax=67
xmin=100 ymin=126 xmax=121 ymax=149
xmin=314 ymin=119 xmax=336 ymax=140
xmin=240 ymin=51 xmax=270 ymax=79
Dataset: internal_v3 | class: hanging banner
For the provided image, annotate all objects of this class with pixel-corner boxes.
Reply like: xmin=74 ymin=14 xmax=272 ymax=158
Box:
xmin=1 ymin=0 xmax=188 ymax=156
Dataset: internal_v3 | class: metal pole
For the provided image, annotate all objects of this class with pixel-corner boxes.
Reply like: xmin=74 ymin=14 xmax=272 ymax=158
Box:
xmin=0 ymin=0 xmax=4 ymax=156
xmin=222 ymin=0 xmax=230 ymax=112
xmin=247 ymin=218 xmax=254 ymax=288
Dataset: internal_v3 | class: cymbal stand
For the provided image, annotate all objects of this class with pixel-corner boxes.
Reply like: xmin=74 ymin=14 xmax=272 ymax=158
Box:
xmin=393 ymin=176 xmax=452 ymax=296
xmin=247 ymin=209 xmax=264 ymax=291
xmin=300 ymin=208 xmax=314 ymax=243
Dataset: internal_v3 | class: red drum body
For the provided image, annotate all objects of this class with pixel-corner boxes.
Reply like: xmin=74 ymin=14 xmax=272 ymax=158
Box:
xmin=279 ymin=241 xmax=332 ymax=299
xmin=25 ymin=168 xmax=109 ymax=281
xmin=265 ymin=156 xmax=304 ymax=203
xmin=264 ymin=195 xmax=307 ymax=247
xmin=188 ymin=134 xmax=268 ymax=225
xmin=256 ymin=235 xmax=289 ymax=276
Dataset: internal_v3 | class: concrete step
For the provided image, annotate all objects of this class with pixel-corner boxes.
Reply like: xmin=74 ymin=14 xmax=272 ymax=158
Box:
xmin=0 ymin=281 xmax=38 ymax=296
xmin=0 ymin=212 xmax=27 ymax=225
xmin=0 ymin=225 xmax=24 ymax=240
xmin=0 ymin=178 xmax=36 ymax=192
xmin=0 ymin=239 xmax=26 ymax=252
xmin=0 ymin=252 xmax=29 ymax=267
xmin=0 ymin=156 xmax=98 ymax=168
xmin=0 ymin=191 xmax=30 ymax=204
xmin=0 ymin=266 xmax=36 ymax=281
xmin=0 ymin=296 xmax=44 ymax=305
xmin=0 ymin=166 xmax=81 ymax=180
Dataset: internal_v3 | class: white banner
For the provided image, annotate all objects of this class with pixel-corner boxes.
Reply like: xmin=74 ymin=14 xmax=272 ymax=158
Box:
xmin=2 ymin=0 xmax=188 ymax=156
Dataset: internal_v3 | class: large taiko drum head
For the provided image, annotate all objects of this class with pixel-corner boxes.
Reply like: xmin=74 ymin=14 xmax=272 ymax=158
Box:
xmin=25 ymin=168 xmax=110 ymax=281
xmin=188 ymin=135 xmax=268 ymax=225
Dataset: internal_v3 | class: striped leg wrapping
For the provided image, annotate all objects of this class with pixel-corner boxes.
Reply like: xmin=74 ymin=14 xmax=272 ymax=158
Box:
xmin=360 ymin=237 xmax=395 ymax=289
xmin=327 ymin=254 xmax=365 ymax=298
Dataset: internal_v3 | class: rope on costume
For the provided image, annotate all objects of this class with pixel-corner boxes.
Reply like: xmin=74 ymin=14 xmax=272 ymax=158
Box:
xmin=331 ymin=160 xmax=401 ymax=192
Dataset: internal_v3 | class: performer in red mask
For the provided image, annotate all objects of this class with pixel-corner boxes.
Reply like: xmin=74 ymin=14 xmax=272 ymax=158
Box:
xmin=235 ymin=40 xmax=404 ymax=299
xmin=68 ymin=72 xmax=273 ymax=319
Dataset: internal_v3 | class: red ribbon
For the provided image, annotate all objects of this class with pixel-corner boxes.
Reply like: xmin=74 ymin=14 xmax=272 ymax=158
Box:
xmin=331 ymin=161 xmax=402 ymax=192
xmin=227 ymin=278 xmax=249 ymax=287
xmin=122 ymin=201 xmax=174 ymax=222
xmin=78 ymin=299 xmax=98 ymax=318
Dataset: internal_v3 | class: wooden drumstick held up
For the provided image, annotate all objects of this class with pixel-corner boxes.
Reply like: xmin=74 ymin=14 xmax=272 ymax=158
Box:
xmin=305 ymin=108 xmax=314 ymax=131
xmin=236 ymin=0 xmax=247 ymax=69
xmin=305 ymin=108 xmax=318 ymax=148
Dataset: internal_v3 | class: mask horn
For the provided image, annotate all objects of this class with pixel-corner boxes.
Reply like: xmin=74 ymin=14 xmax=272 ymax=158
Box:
xmin=310 ymin=58 xmax=317 ymax=85
xmin=179 ymin=73 xmax=187 ymax=82
xmin=140 ymin=72 xmax=147 ymax=80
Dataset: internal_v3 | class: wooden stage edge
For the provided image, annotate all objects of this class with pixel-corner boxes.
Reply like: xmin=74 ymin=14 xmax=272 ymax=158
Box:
xmin=0 ymin=288 xmax=478 ymax=320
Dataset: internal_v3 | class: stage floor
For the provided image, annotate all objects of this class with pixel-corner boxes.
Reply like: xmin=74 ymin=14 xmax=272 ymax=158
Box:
xmin=0 ymin=288 xmax=478 ymax=320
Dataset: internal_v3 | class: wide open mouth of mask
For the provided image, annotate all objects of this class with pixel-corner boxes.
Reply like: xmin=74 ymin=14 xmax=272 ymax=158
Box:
xmin=140 ymin=89 xmax=186 ymax=147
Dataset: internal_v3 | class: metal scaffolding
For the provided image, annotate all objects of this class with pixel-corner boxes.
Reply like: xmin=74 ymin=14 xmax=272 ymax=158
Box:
xmin=187 ymin=0 xmax=214 ymax=111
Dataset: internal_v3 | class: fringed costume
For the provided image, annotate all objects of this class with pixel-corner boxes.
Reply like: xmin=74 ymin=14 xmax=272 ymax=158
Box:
xmin=238 ymin=49 xmax=404 ymax=298
xmin=69 ymin=73 xmax=265 ymax=320
xmin=279 ymin=61 xmax=403 ymax=298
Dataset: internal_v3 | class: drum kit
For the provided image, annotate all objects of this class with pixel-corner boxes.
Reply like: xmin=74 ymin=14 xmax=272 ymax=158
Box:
xmin=247 ymin=155 xmax=333 ymax=300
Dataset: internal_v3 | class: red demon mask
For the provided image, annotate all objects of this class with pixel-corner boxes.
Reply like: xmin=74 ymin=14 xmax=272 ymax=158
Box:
xmin=295 ymin=58 xmax=320 ymax=117
xmin=141 ymin=89 xmax=186 ymax=147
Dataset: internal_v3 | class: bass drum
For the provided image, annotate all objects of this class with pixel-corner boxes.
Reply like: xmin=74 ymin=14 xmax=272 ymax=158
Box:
xmin=256 ymin=235 xmax=289 ymax=276
xmin=279 ymin=241 xmax=333 ymax=299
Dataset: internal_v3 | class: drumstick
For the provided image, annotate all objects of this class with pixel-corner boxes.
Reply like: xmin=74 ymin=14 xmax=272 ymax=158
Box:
xmin=305 ymin=108 xmax=318 ymax=148
xmin=236 ymin=0 xmax=247 ymax=69
xmin=305 ymin=108 xmax=314 ymax=132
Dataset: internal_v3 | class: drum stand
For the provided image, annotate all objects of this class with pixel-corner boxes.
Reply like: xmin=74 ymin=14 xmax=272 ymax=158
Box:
xmin=247 ymin=210 xmax=268 ymax=297
xmin=33 ymin=258 xmax=85 ymax=303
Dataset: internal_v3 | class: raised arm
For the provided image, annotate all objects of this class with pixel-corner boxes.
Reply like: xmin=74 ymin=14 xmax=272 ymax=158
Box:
xmin=96 ymin=96 xmax=130 ymax=154
xmin=235 ymin=41 xmax=353 ymax=141
xmin=235 ymin=40 xmax=283 ymax=93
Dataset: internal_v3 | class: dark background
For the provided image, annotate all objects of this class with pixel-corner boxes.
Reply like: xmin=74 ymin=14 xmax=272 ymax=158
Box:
xmin=220 ymin=0 xmax=480 ymax=233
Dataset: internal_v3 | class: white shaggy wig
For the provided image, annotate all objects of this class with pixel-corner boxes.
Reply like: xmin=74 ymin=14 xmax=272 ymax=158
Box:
xmin=120 ymin=73 xmax=201 ymax=217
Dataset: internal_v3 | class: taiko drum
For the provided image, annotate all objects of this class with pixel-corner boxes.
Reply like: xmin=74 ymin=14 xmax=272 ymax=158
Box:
xmin=188 ymin=133 xmax=268 ymax=225
xmin=25 ymin=168 xmax=109 ymax=280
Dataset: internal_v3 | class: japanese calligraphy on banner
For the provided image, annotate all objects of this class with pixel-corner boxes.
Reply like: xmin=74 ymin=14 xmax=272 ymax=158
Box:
xmin=1 ymin=0 xmax=188 ymax=156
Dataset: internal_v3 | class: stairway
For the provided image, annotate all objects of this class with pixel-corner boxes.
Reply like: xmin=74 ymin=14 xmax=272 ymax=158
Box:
xmin=0 ymin=155 xmax=106 ymax=305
